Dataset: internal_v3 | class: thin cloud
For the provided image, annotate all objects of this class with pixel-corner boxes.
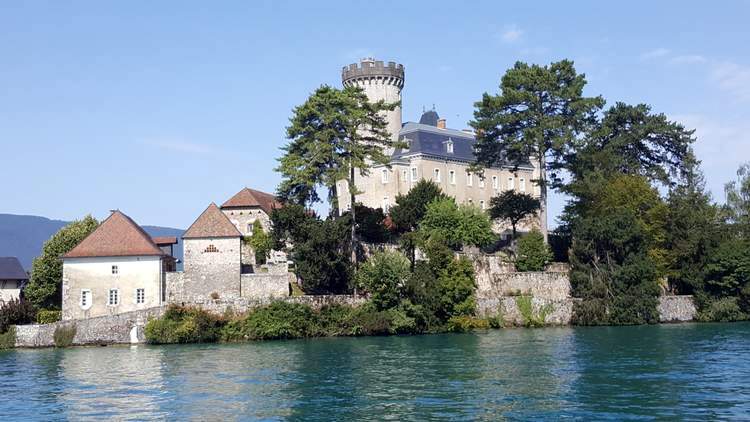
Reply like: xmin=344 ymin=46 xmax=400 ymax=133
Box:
xmin=711 ymin=61 xmax=750 ymax=102
xmin=140 ymin=138 xmax=216 ymax=154
xmin=499 ymin=24 xmax=523 ymax=43
xmin=640 ymin=48 xmax=671 ymax=60
xmin=670 ymin=54 xmax=708 ymax=64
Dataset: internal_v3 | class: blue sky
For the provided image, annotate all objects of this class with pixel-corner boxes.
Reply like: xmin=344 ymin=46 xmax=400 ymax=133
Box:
xmin=1 ymin=1 xmax=748 ymax=229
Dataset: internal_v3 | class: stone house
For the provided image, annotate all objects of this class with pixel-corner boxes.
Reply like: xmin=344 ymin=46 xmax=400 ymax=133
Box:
xmin=220 ymin=187 xmax=281 ymax=265
xmin=165 ymin=201 xmax=290 ymax=303
xmin=61 ymin=211 xmax=176 ymax=321
xmin=0 ymin=257 xmax=28 ymax=306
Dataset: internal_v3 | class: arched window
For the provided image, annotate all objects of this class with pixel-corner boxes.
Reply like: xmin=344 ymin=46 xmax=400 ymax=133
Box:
xmin=434 ymin=168 xmax=441 ymax=183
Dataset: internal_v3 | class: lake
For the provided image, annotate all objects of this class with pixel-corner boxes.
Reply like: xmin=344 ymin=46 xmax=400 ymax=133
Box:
xmin=1 ymin=322 xmax=749 ymax=420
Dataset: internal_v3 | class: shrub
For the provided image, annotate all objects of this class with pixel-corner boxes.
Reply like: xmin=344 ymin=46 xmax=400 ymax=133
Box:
xmin=0 ymin=326 xmax=16 ymax=349
xmin=436 ymin=257 xmax=477 ymax=321
xmin=248 ymin=220 xmax=273 ymax=265
xmin=145 ymin=305 xmax=224 ymax=344
xmin=446 ymin=315 xmax=490 ymax=332
xmin=222 ymin=302 xmax=317 ymax=341
xmin=697 ymin=297 xmax=747 ymax=322
xmin=0 ymin=298 xmax=37 ymax=333
xmin=420 ymin=198 xmax=495 ymax=249
xmin=355 ymin=251 xmax=410 ymax=310
xmin=37 ymin=309 xmax=62 ymax=324
xmin=515 ymin=295 xmax=553 ymax=327
xmin=346 ymin=303 xmax=417 ymax=336
xmin=515 ymin=230 xmax=552 ymax=272
xmin=53 ymin=324 xmax=76 ymax=347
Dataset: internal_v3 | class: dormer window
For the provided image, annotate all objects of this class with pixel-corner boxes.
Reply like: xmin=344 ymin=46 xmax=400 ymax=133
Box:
xmin=444 ymin=138 xmax=454 ymax=154
xmin=403 ymin=138 xmax=411 ymax=151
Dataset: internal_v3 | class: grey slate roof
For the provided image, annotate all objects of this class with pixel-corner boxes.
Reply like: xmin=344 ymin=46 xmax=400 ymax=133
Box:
xmin=0 ymin=257 xmax=28 ymax=280
xmin=393 ymin=122 xmax=533 ymax=169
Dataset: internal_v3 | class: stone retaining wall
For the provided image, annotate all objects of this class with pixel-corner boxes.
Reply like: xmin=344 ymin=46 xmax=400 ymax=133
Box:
xmin=476 ymin=296 xmax=576 ymax=325
xmin=658 ymin=295 xmax=697 ymax=322
xmin=183 ymin=294 xmax=367 ymax=315
xmin=15 ymin=307 xmax=165 ymax=348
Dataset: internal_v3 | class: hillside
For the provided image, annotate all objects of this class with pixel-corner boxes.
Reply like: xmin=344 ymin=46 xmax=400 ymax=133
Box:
xmin=0 ymin=213 xmax=184 ymax=270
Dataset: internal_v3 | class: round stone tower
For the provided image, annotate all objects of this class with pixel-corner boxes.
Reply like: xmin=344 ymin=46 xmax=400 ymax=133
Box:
xmin=342 ymin=58 xmax=405 ymax=146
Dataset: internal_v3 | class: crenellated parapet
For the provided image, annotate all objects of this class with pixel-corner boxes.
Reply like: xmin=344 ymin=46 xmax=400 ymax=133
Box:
xmin=342 ymin=58 xmax=405 ymax=88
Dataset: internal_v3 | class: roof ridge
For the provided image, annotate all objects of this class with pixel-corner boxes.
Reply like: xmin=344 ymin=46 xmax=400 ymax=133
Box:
xmin=183 ymin=203 xmax=242 ymax=239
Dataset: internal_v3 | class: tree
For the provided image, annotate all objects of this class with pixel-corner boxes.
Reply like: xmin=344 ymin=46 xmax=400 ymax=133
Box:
xmin=292 ymin=216 xmax=353 ymax=295
xmin=25 ymin=215 xmax=98 ymax=309
xmin=389 ymin=180 xmax=446 ymax=267
xmin=725 ymin=162 xmax=750 ymax=236
xmin=420 ymin=198 xmax=495 ymax=250
xmin=356 ymin=251 xmax=411 ymax=310
xmin=248 ymin=220 xmax=272 ymax=265
xmin=276 ymin=85 xmax=400 ymax=265
xmin=471 ymin=60 xmax=605 ymax=239
xmin=489 ymin=191 xmax=540 ymax=240
xmin=352 ymin=204 xmax=390 ymax=244
xmin=515 ymin=230 xmax=552 ymax=272
xmin=269 ymin=204 xmax=315 ymax=251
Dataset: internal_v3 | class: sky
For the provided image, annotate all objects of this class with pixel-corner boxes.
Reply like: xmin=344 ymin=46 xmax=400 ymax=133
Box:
xmin=1 ymin=1 xmax=749 ymax=229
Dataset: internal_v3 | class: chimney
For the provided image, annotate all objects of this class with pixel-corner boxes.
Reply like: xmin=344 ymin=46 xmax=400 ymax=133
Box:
xmin=437 ymin=118 xmax=446 ymax=129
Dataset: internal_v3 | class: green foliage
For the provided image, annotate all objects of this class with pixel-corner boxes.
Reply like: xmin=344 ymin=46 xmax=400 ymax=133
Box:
xmin=445 ymin=315 xmax=490 ymax=332
xmin=53 ymin=324 xmax=76 ymax=347
xmin=356 ymin=251 xmax=411 ymax=310
xmin=696 ymin=296 xmax=747 ymax=322
xmin=353 ymin=204 xmax=391 ymax=244
xmin=0 ymin=326 xmax=16 ymax=350
xmin=515 ymin=230 xmax=552 ymax=272
xmin=435 ymin=256 xmax=477 ymax=321
xmin=515 ymin=295 xmax=553 ymax=328
xmin=293 ymin=216 xmax=353 ymax=294
xmin=724 ymin=162 xmax=750 ymax=238
xmin=703 ymin=238 xmax=750 ymax=298
xmin=489 ymin=191 xmax=541 ymax=238
xmin=25 ymin=215 xmax=98 ymax=309
xmin=37 ymin=309 xmax=62 ymax=324
xmin=144 ymin=305 xmax=225 ymax=344
xmin=248 ymin=220 xmax=272 ymax=265
xmin=389 ymin=180 xmax=447 ymax=234
xmin=420 ymin=198 xmax=495 ymax=249
xmin=270 ymin=204 xmax=315 ymax=251
xmin=222 ymin=302 xmax=318 ymax=341
xmin=0 ymin=298 xmax=37 ymax=334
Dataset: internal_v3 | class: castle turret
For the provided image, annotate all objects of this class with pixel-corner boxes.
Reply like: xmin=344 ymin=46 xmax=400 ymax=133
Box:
xmin=342 ymin=58 xmax=405 ymax=151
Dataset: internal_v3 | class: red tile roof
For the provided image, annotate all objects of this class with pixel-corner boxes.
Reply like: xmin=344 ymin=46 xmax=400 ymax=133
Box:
xmin=183 ymin=203 xmax=242 ymax=239
xmin=64 ymin=211 xmax=165 ymax=258
xmin=220 ymin=187 xmax=281 ymax=215
xmin=152 ymin=236 xmax=178 ymax=245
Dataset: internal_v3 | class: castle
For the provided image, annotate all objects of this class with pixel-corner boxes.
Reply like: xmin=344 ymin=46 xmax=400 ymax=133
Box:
xmin=337 ymin=58 xmax=545 ymax=237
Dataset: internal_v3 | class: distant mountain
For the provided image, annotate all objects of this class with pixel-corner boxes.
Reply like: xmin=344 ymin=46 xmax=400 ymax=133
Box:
xmin=0 ymin=213 xmax=184 ymax=270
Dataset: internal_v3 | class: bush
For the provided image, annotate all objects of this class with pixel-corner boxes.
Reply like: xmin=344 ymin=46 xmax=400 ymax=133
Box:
xmin=515 ymin=230 xmax=552 ymax=272
xmin=420 ymin=198 xmax=495 ymax=249
xmin=356 ymin=251 xmax=411 ymax=310
xmin=221 ymin=302 xmax=318 ymax=341
xmin=37 ymin=309 xmax=62 ymax=324
xmin=0 ymin=298 xmax=37 ymax=334
xmin=436 ymin=257 xmax=477 ymax=321
xmin=53 ymin=324 xmax=76 ymax=347
xmin=0 ymin=326 xmax=16 ymax=349
xmin=515 ymin=295 xmax=553 ymax=327
xmin=145 ymin=305 xmax=224 ymax=344
xmin=346 ymin=303 xmax=417 ymax=336
xmin=446 ymin=315 xmax=490 ymax=332
xmin=697 ymin=297 xmax=747 ymax=322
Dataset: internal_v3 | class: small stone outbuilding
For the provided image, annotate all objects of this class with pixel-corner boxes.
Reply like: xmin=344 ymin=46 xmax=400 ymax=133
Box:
xmin=0 ymin=257 xmax=28 ymax=306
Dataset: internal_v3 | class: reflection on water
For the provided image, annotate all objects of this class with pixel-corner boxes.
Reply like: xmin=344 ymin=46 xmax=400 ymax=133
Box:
xmin=1 ymin=323 xmax=749 ymax=420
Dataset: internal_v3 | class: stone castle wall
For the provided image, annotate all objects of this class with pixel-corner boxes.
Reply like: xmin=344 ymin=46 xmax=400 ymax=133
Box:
xmin=658 ymin=295 xmax=697 ymax=322
xmin=172 ymin=237 xmax=242 ymax=302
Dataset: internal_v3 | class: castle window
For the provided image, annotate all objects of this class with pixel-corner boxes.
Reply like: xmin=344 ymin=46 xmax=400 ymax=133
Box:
xmin=136 ymin=288 xmax=145 ymax=304
xmin=434 ymin=168 xmax=441 ymax=183
xmin=111 ymin=265 xmax=118 ymax=275
xmin=468 ymin=198 xmax=473 ymax=204
xmin=381 ymin=169 xmax=389 ymax=184
xmin=403 ymin=138 xmax=410 ymax=151
xmin=520 ymin=178 xmax=526 ymax=192
xmin=108 ymin=289 xmax=120 ymax=306
xmin=508 ymin=177 xmax=515 ymax=190
xmin=492 ymin=176 xmax=499 ymax=189
xmin=480 ymin=200 xmax=486 ymax=210
xmin=204 ymin=244 xmax=219 ymax=253
xmin=402 ymin=170 xmax=408 ymax=181
xmin=467 ymin=172 xmax=473 ymax=186
xmin=247 ymin=223 xmax=253 ymax=233
xmin=479 ymin=177 xmax=485 ymax=188
xmin=411 ymin=167 xmax=418 ymax=181
xmin=449 ymin=170 xmax=456 ymax=185
xmin=382 ymin=196 xmax=390 ymax=213
xmin=80 ymin=289 xmax=91 ymax=309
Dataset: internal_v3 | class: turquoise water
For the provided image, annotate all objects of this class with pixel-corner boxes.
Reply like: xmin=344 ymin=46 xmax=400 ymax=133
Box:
xmin=1 ymin=323 xmax=749 ymax=420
